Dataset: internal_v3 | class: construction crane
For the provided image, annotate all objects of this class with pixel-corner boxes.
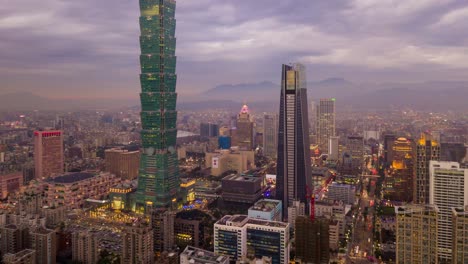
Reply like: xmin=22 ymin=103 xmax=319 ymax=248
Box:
xmin=306 ymin=185 xmax=315 ymax=222
xmin=306 ymin=172 xmax=336 ymax=222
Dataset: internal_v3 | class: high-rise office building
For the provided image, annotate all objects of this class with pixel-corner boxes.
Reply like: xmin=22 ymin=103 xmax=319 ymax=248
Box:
xmin=29 ymin=227 xmax=57 ymax=264
xmin=316 ymin=98 xmax=336 ymax=154
xmin=34 ymin=130 xmax=64 ymax=179
xmin=383 ymin=134 xmax=396 ymax=165
xmin=263 ymin=114 xmax=278 ymax=158
xmin=347 ymin=136 xmax=364 ymax=172
xmin=395 ymin=205 xmax=438 ymax=264
xmin=277 ymin=64 xmax=311 ymax=218
xmin=452 ymin=206 xmax=468 ymax=263
xmin=386 ymin=137 xmax=414 ymax=202
xmin=72 ymin=231 xmax=100 ymax=264
xmin=200 ymin=123 xmax=219 ymax=138
xmin=429 ymin=161 xmax=468 ymax=262
xmin=414 ymin=133 xmax=440 ymax=204
xmin=122 ymin=225 xmax=154 ymax=264
xmin=214 ymin=215 xmax=290 ymax=264
xmin=326 ymin=182 xmax=355 ymax=205
xmin=174 ymin=210 xmax=212 ymax=249
xmin=221 ymin=173 xmax=263 ymax=204
xmin=295 ymin=216 xmax=330 ymax=264
xmin=135 ymin=0 xmax=180 ymax=212
xmin=232 ymin=104 xmax=254 ymax=150
xmin=205 ymin=149 xmax=255 ymax=177
xmin=105 ymin=148 xmax=140 ymax=180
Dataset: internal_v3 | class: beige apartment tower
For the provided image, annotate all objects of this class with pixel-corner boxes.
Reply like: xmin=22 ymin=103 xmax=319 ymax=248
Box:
xmin=122 ymin=225 xmax=154 ymax=264
xmin=395 ymin=205 xmax=438 ymax=264
xmin=452 ymin=206 xmax=468 ymax=264
xmin=0 ymin=225 xmax=24 ymax=256
xmin=29 ymin=227 xmax=57 ymax=264
xmin=72 ymin=231 xmax=100 ymax=264
xmin=34 ymin=130 xmax=64 ymax=179
xmin=152 ymin=209 xmax=175 ymax=254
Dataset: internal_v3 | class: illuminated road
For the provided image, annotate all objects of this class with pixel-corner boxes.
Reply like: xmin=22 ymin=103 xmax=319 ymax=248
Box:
xmin=346 ymin=175 xmax=377 ymax=264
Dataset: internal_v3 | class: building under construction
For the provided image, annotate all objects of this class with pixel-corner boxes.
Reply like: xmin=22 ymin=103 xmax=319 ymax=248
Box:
xmin=295 ymin=216 xmax=329 ymax=264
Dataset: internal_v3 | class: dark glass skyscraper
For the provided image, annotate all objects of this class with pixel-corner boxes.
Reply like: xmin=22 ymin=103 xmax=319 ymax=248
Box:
xmin=136 ymin=0 xmax=180 ymax=213
xmin=276 ymin=64 xmax=311 ymax=218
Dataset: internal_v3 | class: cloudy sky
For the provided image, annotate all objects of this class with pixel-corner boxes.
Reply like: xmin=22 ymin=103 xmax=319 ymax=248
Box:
xmin=1 ymin=0 xmax=468 ymax=99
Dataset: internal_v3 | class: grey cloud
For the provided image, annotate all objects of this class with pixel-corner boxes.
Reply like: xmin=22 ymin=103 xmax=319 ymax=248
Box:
xmin=0 ymin=0 xmax=468 ymax=98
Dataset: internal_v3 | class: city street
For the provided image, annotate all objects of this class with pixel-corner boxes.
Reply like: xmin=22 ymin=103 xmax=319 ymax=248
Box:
xmin=346 ymin=175 xmax=377 ymax=264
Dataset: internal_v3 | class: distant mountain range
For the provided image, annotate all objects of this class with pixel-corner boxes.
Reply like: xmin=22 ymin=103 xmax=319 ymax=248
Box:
xmin=0 ymin=92 xmax=138 ymax=111
xmin=1 ymin=79 xmax=467 ymax=111
xmin=189 ymin=78 xmax=468 ymax=112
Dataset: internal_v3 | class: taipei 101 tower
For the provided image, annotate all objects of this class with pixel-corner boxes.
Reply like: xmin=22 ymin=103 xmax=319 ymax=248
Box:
xmin=135 ymin=0 xmax=180 ymax=213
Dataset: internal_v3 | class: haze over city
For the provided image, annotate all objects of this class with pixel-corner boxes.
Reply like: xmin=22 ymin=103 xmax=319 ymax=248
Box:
xmin=1 ymin=1 xmax=468 ymax=264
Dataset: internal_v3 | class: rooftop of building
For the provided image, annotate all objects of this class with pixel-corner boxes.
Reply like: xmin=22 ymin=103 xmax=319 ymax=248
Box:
xmin=209 ymin=147 xmax=254 ymax=155
xmin=34 ymin=130 xmax=62 ymax=137
xmin=181 ymin=246 xmax=229 ymax=264
xmin=311 ymin=167 xmax=330 ymax=176
xmin=194 ymin=180 xmax=222 ymax=191
xmin=47 ymin=172 xmax=95 ymax=184
xmin=241 ymin=168 xmax=265 ymax=177
xmin=395 ymin=204 xmax=439 ymax=215
xmin=417 ymin=133 xmax=439 ymax=146
xmin=348 ymin=136 xmax=363 ymax=140
xmin=452 ymin=206 xmax=468 ymax=216
xmin=216 ymin=215 xmax=288 ymax=228
xmin=329 ymin=182 xmax=355 ymax=188
xmin=105 ymin=148 xmax=139 ymax=154
xmin=3 ymin=224 xmax=18 ymax=230
xmin=0 ymin=171 xmax=22 ymax=178
xmin=247 ymin=218 xmax=288 ymax=228
xmin=315 ymin=200 xmax=344 ymax=206
xmin=4 ymin=249 xmax=36 ymax=259
xmin=431 ymin=161 xmax=466 ymax=170
xmin=31 ymin=227 xmax=55 ymax=235
xmin=178 ymin=130 xmax=198 ymax=138
xmin=249 ymin=199 xmax=281 ymax=212
xmin=222 ymin=173 xmax=262 ymax=183
xmin=111 ymin=179 xmax=138 ymax=190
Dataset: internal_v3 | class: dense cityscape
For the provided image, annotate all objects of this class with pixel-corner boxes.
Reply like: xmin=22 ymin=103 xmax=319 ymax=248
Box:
xmin=1 ymin=0 xmax=468 ymax=264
